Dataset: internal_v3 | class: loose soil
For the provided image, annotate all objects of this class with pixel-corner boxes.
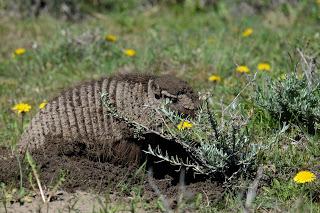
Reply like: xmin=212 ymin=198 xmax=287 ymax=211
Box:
xmin=0 ymin=136 xmax=224 ymax=212
xmin=2 ymin=191 xmax=106 ymax=213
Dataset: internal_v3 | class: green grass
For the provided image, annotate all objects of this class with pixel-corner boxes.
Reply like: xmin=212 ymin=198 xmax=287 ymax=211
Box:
xmin=1 ymin=1 xmax=320 ymax=211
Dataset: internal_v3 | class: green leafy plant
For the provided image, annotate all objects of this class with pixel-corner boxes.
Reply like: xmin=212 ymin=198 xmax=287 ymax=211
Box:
xmin=149 ymin=100 xmax=259 ymax=179
xmin=256 ymin=73 xmax=320 ymax=134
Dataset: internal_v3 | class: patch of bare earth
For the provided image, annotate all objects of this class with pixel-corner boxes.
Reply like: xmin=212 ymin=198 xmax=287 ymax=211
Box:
xmin=2 ymin=191 xmax=106 ymax=213
xmin=0 ymin=137 xmax=223 ymax=212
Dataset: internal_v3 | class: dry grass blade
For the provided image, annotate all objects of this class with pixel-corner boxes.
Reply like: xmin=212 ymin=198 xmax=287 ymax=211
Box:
xmin=25 ymin=152 xmax=46 ymax=204
xmin=297 ymin=48 xmax=317 ymax=89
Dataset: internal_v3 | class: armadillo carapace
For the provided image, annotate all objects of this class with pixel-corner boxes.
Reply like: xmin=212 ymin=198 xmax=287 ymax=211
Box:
xmin=18 ymin=73 xmax=199 ymax=163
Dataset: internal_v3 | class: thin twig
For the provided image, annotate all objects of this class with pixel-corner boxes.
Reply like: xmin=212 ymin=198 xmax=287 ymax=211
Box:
xmin=223 ymin=73 xmax=256 ymax=114
xmin=177 ymin=168 xmax=186 ymax=209
xmin=201 ymin=189 xmax=210 ymax=207
xmin=244 ymin=166 xmax=264 ymax=213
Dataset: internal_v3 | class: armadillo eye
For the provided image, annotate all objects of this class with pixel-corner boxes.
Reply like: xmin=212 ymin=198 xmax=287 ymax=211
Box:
xmin=171 ymin=97 xmax=178 ymax=103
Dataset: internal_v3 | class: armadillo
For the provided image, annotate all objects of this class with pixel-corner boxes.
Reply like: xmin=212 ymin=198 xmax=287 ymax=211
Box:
xmin=18 ymin=73 xmax=199 ymax=163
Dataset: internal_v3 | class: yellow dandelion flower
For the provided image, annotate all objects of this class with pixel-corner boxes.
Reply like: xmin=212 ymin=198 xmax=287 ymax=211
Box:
xmin=14 ymin=48 xmax=26 ymax=56
xmin=39 ymin=101 xmax=48 ymax=109
xmin=208 ymin=75 xmax=222 ymax=82
xmin=257 ymin=63 xmax=271 ymax=71
xmin=293 ymin=170 xmax=316 ymax=184
xmin=12 ymin=103 xmax=31 ymax=114
xmin=242 ymin=28 xmax=253 ymax=37
xmin=105 ymin=34 xmax=117 ymax=42
xmin=236 ymin=65 xmax=250 ymax=74
xmin=177 ymin=121 xmax=193 ymax=130
xmin=317 ymin=0 xmax=320 ymax=5
xmin=123 ymin=49 xmax=136 ymax=57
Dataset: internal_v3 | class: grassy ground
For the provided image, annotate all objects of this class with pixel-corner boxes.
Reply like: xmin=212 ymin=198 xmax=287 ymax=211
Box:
xmin=1 ymin=1 xmax=320 ymax=212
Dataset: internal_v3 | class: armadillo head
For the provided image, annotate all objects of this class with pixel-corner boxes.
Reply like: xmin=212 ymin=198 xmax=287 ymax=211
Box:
xmin=153 ymin=75 xmax=200 ymax=118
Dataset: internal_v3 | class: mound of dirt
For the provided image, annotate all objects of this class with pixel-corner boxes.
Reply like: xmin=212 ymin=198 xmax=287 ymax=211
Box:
xmin=0 ymin=135 xmax=224 ymax=208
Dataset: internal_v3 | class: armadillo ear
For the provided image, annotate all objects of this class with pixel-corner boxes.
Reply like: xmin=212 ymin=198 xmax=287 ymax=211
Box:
xmin=161 ymin=90 xmax=177 ymax=99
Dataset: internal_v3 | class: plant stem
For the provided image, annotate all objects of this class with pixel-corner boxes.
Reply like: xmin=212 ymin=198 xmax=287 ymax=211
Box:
xmin=20 ymin=113 xmax=24 ymax=134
